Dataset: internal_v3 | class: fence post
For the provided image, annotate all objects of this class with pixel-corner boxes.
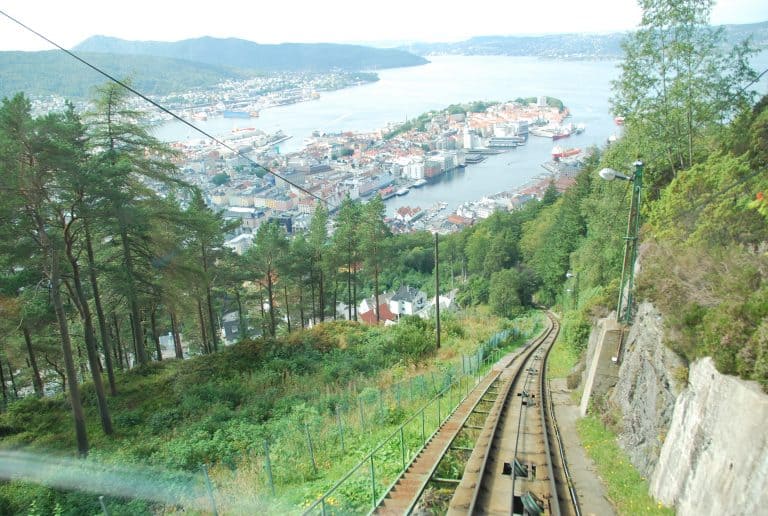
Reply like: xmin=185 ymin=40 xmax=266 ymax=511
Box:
xmin=437 ymin=394 xmax=441 ymax=425
xmin=263 ymin=440 xmax=275 ymax=496
xmin=421 ymin=408 xmax=426 ymax=442
xmin=335 ymin=407 xmax=345 ymax=453
xmin=370 ymin=455 xmax=377 ymax=510
xmin=304 ymin=423 xmax=318 ymax=475
xmin=99 ymin=496 xmax=110 ymax=516
xmin=359 ymin=398 xmax=366 ymax=429
xmin=400 ymin=427 xmax=406 ymax=470
xmin=201 ymin=464 xmax=218 ymax=516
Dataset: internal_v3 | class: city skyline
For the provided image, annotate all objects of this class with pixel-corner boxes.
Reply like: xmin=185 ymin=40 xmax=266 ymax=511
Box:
xmin=1 ymin=0 xmax=767 ymax=52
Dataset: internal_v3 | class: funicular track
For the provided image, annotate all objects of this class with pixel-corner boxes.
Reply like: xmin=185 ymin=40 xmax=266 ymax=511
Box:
xmin=374 ymin=312 xmax=570 ymax=515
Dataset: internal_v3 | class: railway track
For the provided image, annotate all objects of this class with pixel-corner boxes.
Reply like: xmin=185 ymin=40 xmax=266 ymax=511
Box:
xmin=374 ymin=312 xmax=576 ymax=515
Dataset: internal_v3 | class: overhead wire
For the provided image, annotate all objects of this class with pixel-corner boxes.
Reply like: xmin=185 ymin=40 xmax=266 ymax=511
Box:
xmin=0 ymin=9 xmax=328 ymax=207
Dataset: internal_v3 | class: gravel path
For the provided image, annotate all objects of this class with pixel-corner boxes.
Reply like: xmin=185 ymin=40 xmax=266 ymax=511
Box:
xmin=550 ymin=377 xmax=617 ymax=516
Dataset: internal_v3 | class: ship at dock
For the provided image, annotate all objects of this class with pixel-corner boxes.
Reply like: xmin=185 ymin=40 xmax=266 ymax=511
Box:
xmin=551 ymin=145 xmax=582 ymax=160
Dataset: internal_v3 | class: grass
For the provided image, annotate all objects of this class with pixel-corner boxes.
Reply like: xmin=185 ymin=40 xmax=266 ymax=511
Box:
xmin=0 ymin=310 xmax=539 ymax=515
xmin=577 ymin=415 xmax=674 ymax=516
xmin=546 ymin=333 xmax=580 ymax=379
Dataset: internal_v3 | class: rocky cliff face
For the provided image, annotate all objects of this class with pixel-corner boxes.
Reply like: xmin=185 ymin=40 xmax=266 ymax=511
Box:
xmin=602 ymin=301 xmax=768 ymax=514
xmin=608 ymin=302 xmax=685 ymax=479
xmin=650 ymin=357 xmax=768 ymax=515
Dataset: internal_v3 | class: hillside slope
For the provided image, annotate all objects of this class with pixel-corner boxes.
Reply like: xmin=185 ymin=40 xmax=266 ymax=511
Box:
xmin=73 ymin=35 xmax=429 ymax=72
xmin=0 ymin=50 xmax=249 ymax=99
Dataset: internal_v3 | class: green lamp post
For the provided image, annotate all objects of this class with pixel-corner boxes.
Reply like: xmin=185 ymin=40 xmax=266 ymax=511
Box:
xmin=599 ymin=160 xmax=644 ymax=324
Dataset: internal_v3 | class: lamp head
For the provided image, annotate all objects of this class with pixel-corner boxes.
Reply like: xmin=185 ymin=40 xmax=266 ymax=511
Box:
xmin=599 ymin=167 xmax=631 ymax=181
xmin=599 ymin=168 xmax=617 ymax=181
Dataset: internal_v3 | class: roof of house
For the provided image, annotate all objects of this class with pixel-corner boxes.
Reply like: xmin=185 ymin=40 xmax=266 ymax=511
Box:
xmin=391 ymin=285 xmax=424 ymax=302
xmin=360 ymin=303 xmax=397 ymax=325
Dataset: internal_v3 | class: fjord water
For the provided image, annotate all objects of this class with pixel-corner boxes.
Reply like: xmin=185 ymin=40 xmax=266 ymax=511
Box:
xmin=154 ymin=56 xmax=624 ymax=213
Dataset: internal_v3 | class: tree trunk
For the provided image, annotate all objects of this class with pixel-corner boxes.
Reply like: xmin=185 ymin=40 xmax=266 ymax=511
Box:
xmin=6 ymin=359 xmax=18 ymax=398
xmin=201 ymin=245 xmax=219 ymax=353
xmin=310 ymin=268 xmax=316 ymax=325
xmin=150 ymin=307 xmax=162 ymax=361
xmin=76 ymin=342 xmax=87 ymax=382
xmin=284 ymin=285 xmax=291 ymax=333
xmin=84 ymin=221 xmax=117 ymax=395
xmin=347 ymin=261 xmax=352 ymax=320
xmin=332 ymin=276 xmax=338 ymax=321
xmin=319 ymin=269 xmax=325 ymax=323
xmin=299 ymin=285 xmax=305 ymax=329
xmin=259 ymin=290 xmax=267 ymax=336
xmin=352 ymin=265 xmax=358 ymax=321
xmin=206 ymin=287 xmax=218 ymax=352
xmin=119 ymin=224 xmax=148 ymax=366
xmin=50 ymin=254 xmax=89 ymax=456
xmin=266 ymin=273 xmax=277 ymax=337
xmin=374 ymin=263 xmax=380 ymax=324
xmin=235 ymin=289 xmax=246 ymax=340
xmin=65 ymin=238 xmax=114 ymax=435
xmin=22 ymin=326 xmax=44 ymax=397
xmin=197 ymin=298 xmax=210 ymax=354
xmin=0 ymin=358 xmax=7 ymax=407
xmin=128 ymin=313 xmax=139 ymax=362
xmin=170 ymin=309 xmax=184 ymax=359
xmin=113 ymin=314 xmax=125 ymax=370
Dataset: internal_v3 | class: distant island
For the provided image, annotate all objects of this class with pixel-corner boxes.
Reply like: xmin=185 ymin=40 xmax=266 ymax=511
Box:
xmin=399 ymin=21 xmax=768 ymax=58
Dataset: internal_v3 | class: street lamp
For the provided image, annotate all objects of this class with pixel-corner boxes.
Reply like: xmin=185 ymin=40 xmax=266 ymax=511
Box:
xmin=599 ymin=160 xmax=643 ymax=324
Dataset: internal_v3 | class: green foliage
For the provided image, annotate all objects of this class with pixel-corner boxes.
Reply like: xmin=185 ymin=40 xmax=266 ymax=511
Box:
xmin=610 ymin=0 xmax=758 ymax=186
xmin=391 ymin=316 xmax=436 ymax=366
xmin=488 ymin=268 xmax=525 ymax=319
xmin=210 ymin=172 xmax=230 ymax=186
xmin=646 ymin=153 xmax=767 ymax=246
xmin=577 ymin=416 xmax=674 ymax=515
xmin=560 ymin=308 xmax=593 ymax=355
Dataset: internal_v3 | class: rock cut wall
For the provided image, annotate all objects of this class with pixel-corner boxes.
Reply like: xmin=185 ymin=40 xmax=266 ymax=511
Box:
xmin=650 ymin=357 xmax=768 ymax=515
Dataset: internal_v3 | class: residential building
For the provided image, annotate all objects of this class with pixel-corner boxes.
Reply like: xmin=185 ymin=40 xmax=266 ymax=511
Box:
xmin=389 ymin=285 xmax=427 ymax=316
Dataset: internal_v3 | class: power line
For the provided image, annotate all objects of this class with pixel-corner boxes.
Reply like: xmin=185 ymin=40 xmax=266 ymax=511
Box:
xmin=0 ymin=9 xmax=327 ymax=207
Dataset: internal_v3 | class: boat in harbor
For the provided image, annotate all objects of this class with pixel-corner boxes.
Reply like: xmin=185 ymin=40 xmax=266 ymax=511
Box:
xmin=396 ymin=187 xmax=410 ymax=196
xmin=552 ymin=146 xmax=582 ymax=160
xmin=411 ymin=178 xmax=428 ymax=188
xmin=379 ymin=186 xmax=396 ymax=200
xmin=465 ymin=154 xmax=486 ymax=164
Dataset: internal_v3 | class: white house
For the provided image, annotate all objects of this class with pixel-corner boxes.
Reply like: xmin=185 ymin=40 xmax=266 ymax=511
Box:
xmin=389 ymin=285 xmax=427 ymax=316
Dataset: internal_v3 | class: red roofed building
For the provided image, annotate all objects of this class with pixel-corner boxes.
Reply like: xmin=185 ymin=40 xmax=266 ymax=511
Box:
xmin=447 ymin=214 xmax=474 ymax=227
xmin=359 ymin=303 xmax=397 ymax=325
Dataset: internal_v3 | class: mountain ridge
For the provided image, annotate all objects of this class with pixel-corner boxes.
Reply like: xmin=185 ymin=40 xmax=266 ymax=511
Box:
xmin=72 ymin=35 xmax=430 ymax=72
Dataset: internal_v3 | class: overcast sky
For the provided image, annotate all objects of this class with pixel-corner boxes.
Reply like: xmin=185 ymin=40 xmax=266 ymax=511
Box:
xmin=1 ymin=0 xmax=767 ymax=51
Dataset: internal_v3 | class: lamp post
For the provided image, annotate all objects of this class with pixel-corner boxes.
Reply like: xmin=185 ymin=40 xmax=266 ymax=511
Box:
xmin=598 ymin=161 xmax=643 ymax=324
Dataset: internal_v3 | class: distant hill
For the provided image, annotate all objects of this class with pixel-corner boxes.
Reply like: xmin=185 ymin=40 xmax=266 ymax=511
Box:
xmin=401 ymin=21 xmax=768 ymax=58
xmin=401 ymin=33 xmax=625 ymax=58
xmin=73 ymin=36 xmax=429 ymax=72
xmin=0 ymin=50 xmax=250 ymax=100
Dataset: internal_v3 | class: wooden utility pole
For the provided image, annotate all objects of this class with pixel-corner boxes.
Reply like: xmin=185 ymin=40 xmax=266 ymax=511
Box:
xmin=435 ymin=232 xmax=441 ymax=349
